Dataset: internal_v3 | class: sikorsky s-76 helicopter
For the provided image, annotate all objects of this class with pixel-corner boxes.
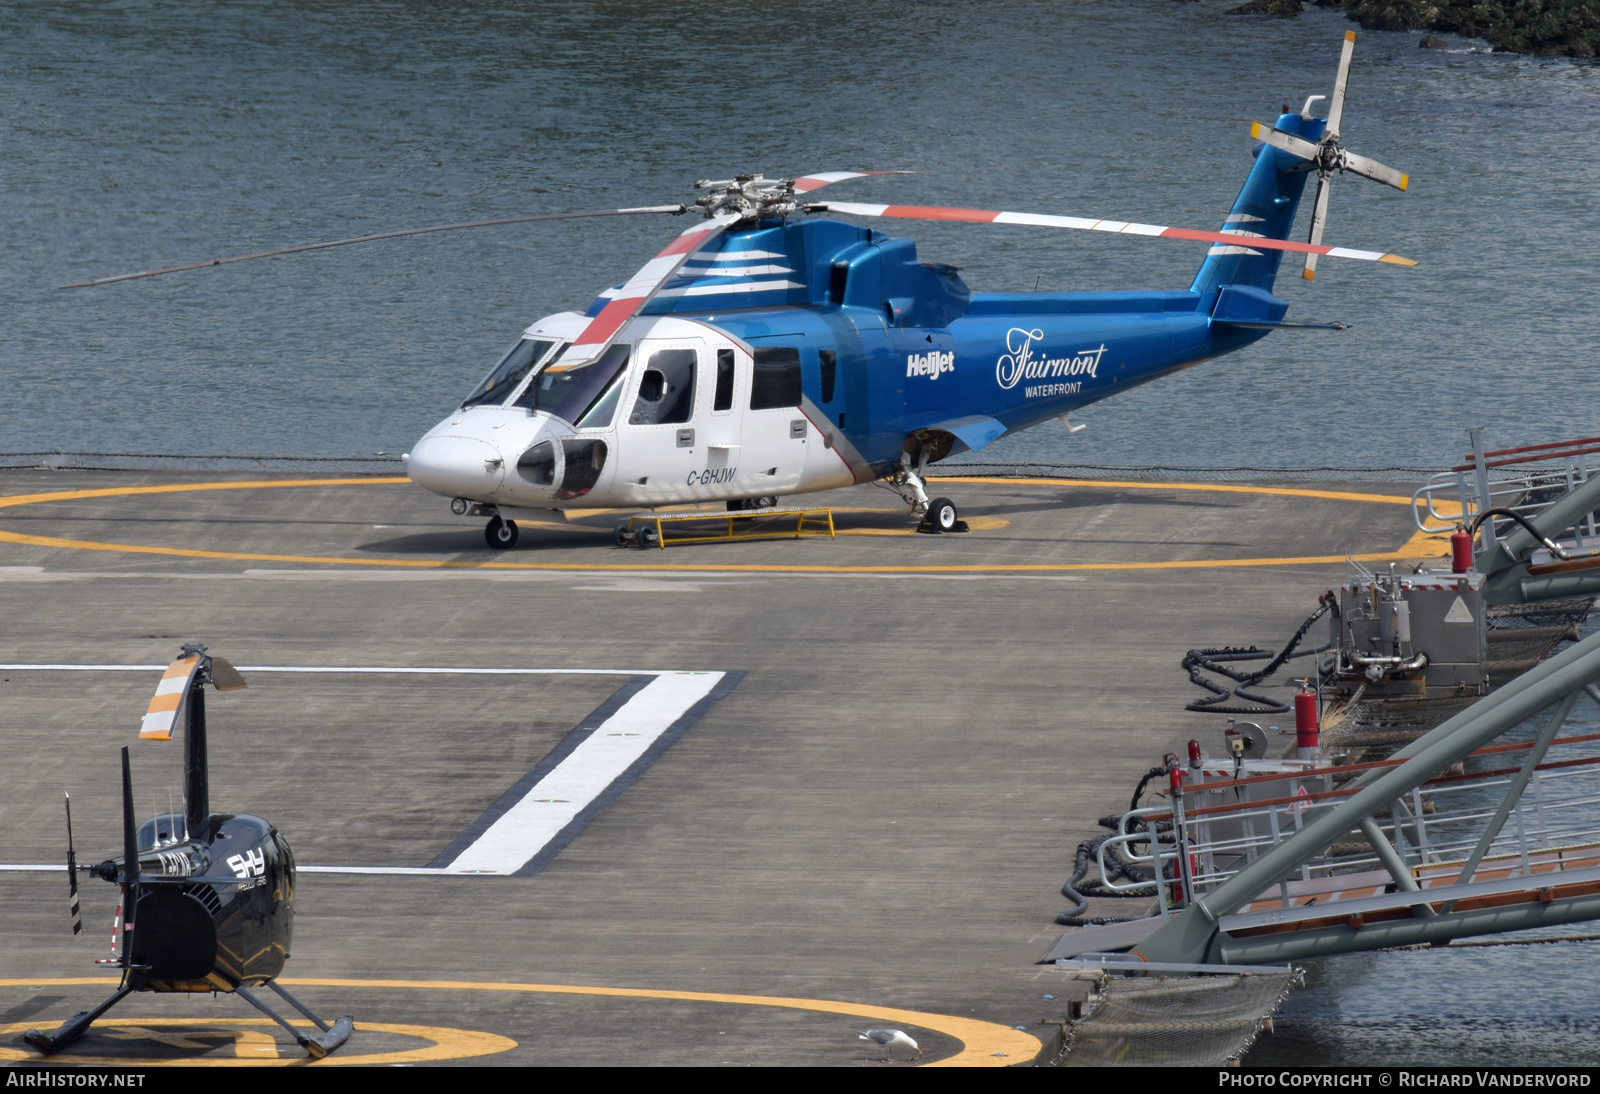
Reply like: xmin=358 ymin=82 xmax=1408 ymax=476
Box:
xmin=68 ymin=34 xmax=1409 ymax=550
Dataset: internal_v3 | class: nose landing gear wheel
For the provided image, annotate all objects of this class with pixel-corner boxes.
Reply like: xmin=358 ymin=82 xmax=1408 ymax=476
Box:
xmin=485 ymin=516 xmax=519 ymax=550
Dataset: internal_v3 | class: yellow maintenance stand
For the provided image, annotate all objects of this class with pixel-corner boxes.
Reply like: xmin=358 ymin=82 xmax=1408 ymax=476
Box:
xmin=616 ymin=506 xmax=836 ymax=549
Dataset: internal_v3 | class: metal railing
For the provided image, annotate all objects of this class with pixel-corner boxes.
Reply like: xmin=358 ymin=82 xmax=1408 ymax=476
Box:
xmin=1413 ymin=427 xmax=1600 ymax=552
xmin=1102 ymin=728 xmax=1600 ymax=923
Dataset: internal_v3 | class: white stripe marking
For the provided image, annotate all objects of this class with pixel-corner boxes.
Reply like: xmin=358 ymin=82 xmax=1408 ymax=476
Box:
xmin=153 ymin=675 xmax=188 ymax=696
xmin=443 ymin=671 xmax=724 ymax=874
xmin=139 ymin=711 xmax=175 ymax=736
xmin=0 ymin=664 xmax=663 ymax=675
xmin=1326 ymin=246 xmax=1384 ymax=261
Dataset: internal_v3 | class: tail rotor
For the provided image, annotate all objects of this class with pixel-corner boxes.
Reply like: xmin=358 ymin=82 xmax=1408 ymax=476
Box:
xmin=1250 ymin=31 xmax=1411 ymax=281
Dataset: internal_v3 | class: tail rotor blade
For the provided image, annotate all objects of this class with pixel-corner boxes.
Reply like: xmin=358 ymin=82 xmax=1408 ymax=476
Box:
xmin=1326 ymin=30 xmax=1357 ymax=140
xmin=64 ymin=793 xmax=81 ymax=937
xmin=1336 ymin=149 xmax=1409 ymax=192
xmin=1303 ymin=175 xmax=1333 ymax=282
xmin=1250 ymin=121 xmax=1319 ymax=163
xmin=120 ymin=747 xmax=139 ymax=971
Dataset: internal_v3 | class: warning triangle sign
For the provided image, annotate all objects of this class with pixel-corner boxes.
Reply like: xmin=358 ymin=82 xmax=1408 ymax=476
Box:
xmin=1444 ymin=596 xmax=1475 ymax=624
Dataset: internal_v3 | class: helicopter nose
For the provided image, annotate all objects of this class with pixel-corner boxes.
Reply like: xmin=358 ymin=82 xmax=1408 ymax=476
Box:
xmin=405 ymin=435 xmax=507 ymax=498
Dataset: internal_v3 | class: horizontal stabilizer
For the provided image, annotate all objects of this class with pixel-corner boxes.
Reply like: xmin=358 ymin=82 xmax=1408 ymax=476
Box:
xmin=1214 ymin=318 xmax=1348 ymax=330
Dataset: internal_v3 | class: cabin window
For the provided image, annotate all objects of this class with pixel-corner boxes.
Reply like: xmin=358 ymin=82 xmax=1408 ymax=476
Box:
xmin=629 ymin=348 xmax=697 ymax=425
xmin=462 ymin=338 xmax=558 ymax=408
xmin=819 ymin=349 xmax=837 ymax=404
xmin=558 ymin=439 xmax=607 ymax=499
xmin=750 ymin=346 xmax=801 ymax=410
xmin=713 ymin=349 xmax=735 ymax=412
xmin=514 ymin=343 xmax=630 ymax=427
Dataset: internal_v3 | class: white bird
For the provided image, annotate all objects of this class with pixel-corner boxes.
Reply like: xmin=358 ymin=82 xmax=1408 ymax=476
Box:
xmin=859 ymin=1028 xmax=921 ymax=1061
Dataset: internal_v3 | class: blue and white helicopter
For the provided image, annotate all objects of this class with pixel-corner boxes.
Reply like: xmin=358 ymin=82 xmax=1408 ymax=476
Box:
xmin=70 ymin=34 xmax=1410 ymax=550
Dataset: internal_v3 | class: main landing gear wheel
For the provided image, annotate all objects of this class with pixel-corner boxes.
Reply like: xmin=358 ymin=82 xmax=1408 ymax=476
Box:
xmin=637 ymin=526 xmax=661 ymax=549
xmin=613 ymin=524 xmax=639 ymax=548
xmin=923 ymin=497 xmax=959 ymax=534
xmin=485 ymin=516 xmax=519 ymax=550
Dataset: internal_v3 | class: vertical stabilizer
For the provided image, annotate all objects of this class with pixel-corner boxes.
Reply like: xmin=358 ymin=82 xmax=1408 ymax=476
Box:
xmin=1189 ymin=112 xmax=1324 ymax=305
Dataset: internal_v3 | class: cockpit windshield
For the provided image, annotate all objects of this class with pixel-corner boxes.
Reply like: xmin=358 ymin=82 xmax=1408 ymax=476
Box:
xmin=513 ymin=343 xmax=631 ymax=428
xmin=462 ymin=338 xmax=559 ymax=409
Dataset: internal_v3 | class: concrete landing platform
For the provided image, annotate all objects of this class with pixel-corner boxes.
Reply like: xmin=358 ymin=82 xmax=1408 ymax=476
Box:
xmin=0 ymin=470 xmax=1433 ymax=1065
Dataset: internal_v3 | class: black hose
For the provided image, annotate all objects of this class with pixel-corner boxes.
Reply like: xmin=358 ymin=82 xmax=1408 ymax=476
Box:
xmin=1182 ymin=593 xmax=1337 ymax=714
xmin=1054 ymin=794 xmax=1170 ymax=927
xmin=1471 ymin=507 xmax=1573 ymax=563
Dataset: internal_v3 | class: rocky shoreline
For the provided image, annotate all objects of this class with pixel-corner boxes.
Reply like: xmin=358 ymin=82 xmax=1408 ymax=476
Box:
xmin=1218 ymin=0 xmax=1600 ymax=57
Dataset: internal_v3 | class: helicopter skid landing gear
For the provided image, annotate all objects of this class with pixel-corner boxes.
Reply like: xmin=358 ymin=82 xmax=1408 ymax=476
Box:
xmin=237 ymin=981 xmax=355 ymax=1059
xmin=23 ymin=985 xmax=134 ymax=1056
xmin=485 ymin=515 xmax=519 ymax=550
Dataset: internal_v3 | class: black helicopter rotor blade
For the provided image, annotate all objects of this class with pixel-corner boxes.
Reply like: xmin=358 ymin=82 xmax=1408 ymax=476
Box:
xmin=64 ymin=792 xmax=81 ymax=936
xmin=119 ymin=746 xmax=138 ymax=973
xmin=57 ymin=204 xmax=691 ymax=289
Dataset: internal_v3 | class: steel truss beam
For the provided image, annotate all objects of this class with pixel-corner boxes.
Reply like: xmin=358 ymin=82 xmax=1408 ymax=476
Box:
xmin=1132 ymin=629 xmax=1600 ymax=967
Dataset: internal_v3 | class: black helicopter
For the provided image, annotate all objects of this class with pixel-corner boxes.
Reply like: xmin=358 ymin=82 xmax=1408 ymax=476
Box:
xmin=24 ymin=643 xmax=353 ymax=1059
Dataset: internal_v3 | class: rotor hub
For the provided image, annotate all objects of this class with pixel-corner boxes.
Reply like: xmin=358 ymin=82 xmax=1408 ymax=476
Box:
xmin=691 ymin=173 xmax=801 ymax=223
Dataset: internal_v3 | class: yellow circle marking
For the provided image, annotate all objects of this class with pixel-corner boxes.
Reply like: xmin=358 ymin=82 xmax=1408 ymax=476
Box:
xmin=0 ymin=976 xmax=1037 ymax=1067
xmin=0 ymin=477 xmax=1442 ymax=575
xmin=0 ymin=1016 xmax=514 ymax=1067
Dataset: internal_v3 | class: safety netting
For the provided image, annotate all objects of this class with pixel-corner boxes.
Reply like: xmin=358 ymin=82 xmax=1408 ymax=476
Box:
xmin=1057 ymin=971 xmax=1301 ymax=1067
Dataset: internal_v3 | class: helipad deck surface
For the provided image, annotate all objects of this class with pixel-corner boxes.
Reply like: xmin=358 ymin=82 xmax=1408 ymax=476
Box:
xmin=0 ymin=470 xmax=1431 ymax=1065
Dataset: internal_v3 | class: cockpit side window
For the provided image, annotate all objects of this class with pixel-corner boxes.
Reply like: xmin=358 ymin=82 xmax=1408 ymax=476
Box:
xmin=629 ymin=348 xmax=697 ymax=426
xmin=514 ymin=343 xmax=632 ymax=427
xmin=462 ymin=339 xmax=558 ymax=409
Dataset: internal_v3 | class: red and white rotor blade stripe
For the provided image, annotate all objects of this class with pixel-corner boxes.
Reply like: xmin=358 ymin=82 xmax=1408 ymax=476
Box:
xmin=790 ymin=170 xmax=913 ymax=194
xmin=814 ymin=201 xmax=1417 ymax=267
xmin=548 ymin=212 xmax=742 ymax=371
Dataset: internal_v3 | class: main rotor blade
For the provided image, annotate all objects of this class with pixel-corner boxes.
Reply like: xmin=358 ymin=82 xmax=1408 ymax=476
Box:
xmin=1250 ymin=121 xmax=1320 ymax=163
xmin=1303 ymin=175 xmax=1333 ymax=282
xmin=790 ymin=170 xmax=914 ymax=194
xmin=812 ymin=201 xmax=1417 ymax=267
xmin=1336 ymin=149 xmax=1409 ymax=191
xmin=1326 ymin=29 xmax=1357 ymax=140
xmin=140 ymin=656 xmax=201 ymax=741
xmin=57 ymin=205 xmax=689 ymax=289
xmin=547 ymin=212 xmax=741 ymax=372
